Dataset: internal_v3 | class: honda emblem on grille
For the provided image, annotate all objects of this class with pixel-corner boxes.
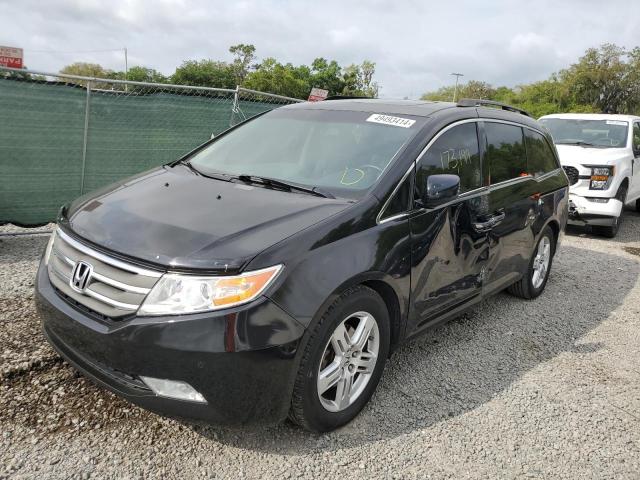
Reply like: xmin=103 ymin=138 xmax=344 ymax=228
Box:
xmin=70 ymin=261 xmax=93 ymax=293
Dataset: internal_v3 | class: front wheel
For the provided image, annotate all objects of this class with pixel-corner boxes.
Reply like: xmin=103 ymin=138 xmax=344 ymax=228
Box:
xmin=596 ymin=184 xmax=627 ymax=238
xmin=507 ymin=226 xmax=555 ymax=299
xmin=289 ymin=285 xmax=390 ymax=432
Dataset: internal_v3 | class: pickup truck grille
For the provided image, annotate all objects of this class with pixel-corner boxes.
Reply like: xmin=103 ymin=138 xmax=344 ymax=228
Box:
xmin=562 ymin=166 xmax=579 ymax=186
xmin=47 ymin=229 xmax=162 ymax=319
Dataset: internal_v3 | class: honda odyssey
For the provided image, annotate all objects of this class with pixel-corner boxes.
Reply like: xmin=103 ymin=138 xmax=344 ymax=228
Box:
xmin=36 ymin=98 xmax=569 ymax=432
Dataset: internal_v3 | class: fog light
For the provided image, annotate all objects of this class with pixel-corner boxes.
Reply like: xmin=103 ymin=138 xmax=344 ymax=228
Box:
xmin=140 ymin=376 xmax=207 ymax=403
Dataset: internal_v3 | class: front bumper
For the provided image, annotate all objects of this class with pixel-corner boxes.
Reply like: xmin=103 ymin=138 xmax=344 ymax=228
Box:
xmin=567 ymin=193 xmax=622 ymax=226
xmin=35 ymin=261 xmax=305 ymax=425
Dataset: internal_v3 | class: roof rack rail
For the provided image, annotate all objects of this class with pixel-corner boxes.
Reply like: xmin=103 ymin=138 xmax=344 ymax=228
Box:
xmin=457 ymin=98 xmax=531 ymax=117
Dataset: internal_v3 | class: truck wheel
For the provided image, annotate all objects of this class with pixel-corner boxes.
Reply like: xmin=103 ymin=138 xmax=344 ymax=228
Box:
xmin=289 ymin=285 xmax=390 ymax=432
xmin=507 ymin=226 xmax=555 ymax=300
xmin=595 ymin=184 xmax=627 ymax=238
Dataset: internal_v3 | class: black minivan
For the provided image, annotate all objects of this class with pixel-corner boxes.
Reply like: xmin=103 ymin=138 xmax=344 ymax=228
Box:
xmin=36 ymin=99 xmax=569 ymax=432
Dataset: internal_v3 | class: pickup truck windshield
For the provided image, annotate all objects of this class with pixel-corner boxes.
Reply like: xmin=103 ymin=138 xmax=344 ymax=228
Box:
xmin=540 ymin=118 xmax=628 ymax=148
xmin=188 ymin=108 xmax=424 ymax=198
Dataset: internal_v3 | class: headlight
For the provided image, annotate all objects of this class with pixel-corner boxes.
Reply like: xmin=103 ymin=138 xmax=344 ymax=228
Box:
xmin=589 ymin=166 xmax=614 ymax=190
xmin=43 ymin=230 xmax=56 ymax=265
xmin=138 ymin=264 xmax=283 ymax=316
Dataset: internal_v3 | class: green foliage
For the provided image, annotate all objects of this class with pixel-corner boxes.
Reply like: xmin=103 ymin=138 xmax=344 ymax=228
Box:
xmin=112 ymin=66 xmax=168 ymax=84
xmin=421 ymin=44 xmax=640 ymax=117
xmin=61 ymin=62 xmax=110 ymax=78
xmin=171 ymin=60 xmax=236 ymax=89
xmin=58 ymin=45 xmax=380 ymax=100
xmin=341 ymin=61 xmax=379 ymax=97
xmin=229 ymin=44 xmax=256 ymax=85
xmin=244 ymin=58 xmax=310 ymax=98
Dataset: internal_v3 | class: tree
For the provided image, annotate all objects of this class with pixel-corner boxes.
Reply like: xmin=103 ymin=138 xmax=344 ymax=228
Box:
xmin=229 ymin=43 xmax=256 ymax=85
xmin=111 ymin=66 xmax=168 ymax=84
xmin=309 ymin=58 xmax=345 ymax=95
xmin=342 ymin=60 xmax=379 ymax=97
xmin=421 ymin=80 xmax=496 ymax=102
xmin=61 ymin=62 xmax=111 ymax=78
xmin=560 ymin=43 xmax=638 ymax=114
xmin=60 ymin=62 xmax=114 ymax=87
xmin=171 ymin=60 xmax=235 ymax=89
xmin=244 ymin=58 xmax=310 ymax=98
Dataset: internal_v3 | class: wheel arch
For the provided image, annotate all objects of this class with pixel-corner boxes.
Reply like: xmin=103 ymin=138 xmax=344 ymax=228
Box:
xmin=302 ymin=271 xmax=408 ymax=358
xmin=361 ymin=279 xmax=403 ymax=354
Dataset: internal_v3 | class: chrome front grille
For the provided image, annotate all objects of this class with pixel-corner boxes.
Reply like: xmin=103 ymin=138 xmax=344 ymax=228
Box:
xmin=47 ymin=229 xmax=162 ymax=319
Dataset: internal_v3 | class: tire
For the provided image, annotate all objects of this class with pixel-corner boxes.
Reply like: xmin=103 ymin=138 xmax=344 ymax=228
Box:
xmin=595 ymin=184 xmax=626 ymax=238
xmin=507 ymin=226 xmax=555 ymax=300
xmin=636 ymin=198 xmax=640 ymax=213
xmin=289 ymin=285 xmax=390 ymax=432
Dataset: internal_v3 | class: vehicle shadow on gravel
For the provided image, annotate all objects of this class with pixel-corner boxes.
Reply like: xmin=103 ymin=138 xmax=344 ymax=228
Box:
xmin=190 ymin=244 xmax=639 ymax=453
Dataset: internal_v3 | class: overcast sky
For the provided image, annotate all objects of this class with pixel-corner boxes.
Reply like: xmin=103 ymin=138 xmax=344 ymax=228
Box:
xmin=1 ymin=0 xmax=638 ymax=98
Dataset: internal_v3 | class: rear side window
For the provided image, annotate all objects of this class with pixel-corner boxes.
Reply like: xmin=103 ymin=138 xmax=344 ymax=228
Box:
xmin=485 ymin=123 xmax=527 ymax=184
xmin=416 ymin=123 xmax=482 ymax=194
xmin=633 ymin=122 xmax=640 ymax=153
xmin=525 ymin=129 xmax=558 ymax=176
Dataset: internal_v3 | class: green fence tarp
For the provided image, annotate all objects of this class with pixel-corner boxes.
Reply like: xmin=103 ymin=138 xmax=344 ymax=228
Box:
xmin=0 ymin=77 xmax=283 ymax=225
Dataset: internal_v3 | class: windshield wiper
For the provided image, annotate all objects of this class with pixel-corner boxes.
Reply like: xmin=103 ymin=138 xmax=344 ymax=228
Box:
xmin=556 ymin=141 xmax=602 ymax=148
xmin=179 ymin=160 xmax=233 ymax=181
xmin=235 ymin=174 xmax=334 ymax=198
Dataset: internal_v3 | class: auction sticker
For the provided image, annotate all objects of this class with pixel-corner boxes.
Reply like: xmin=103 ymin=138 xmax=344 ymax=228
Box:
xmin=366 ymin=114 xmax=416 ymax=128
xmin=606 ymin=120 xmax=627 ymax=126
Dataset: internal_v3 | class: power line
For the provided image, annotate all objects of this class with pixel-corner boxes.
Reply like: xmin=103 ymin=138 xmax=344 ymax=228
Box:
xmin=24 ymin=48 xmax=125 ymax=54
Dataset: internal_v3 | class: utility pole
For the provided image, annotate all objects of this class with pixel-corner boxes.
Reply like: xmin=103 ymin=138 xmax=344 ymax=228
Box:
xmin=451 ymin=72 xmax=464 ymax=102
xmin=124 ymin=47 xmax=128 ymax=92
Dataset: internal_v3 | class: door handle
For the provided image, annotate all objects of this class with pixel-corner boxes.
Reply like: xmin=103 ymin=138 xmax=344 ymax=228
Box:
xmin=473 ymin=210 xmax=506 ymax=232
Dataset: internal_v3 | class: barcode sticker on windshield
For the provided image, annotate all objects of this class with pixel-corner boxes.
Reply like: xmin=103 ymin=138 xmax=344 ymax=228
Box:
xmin=606 ymin=120 xmax=627 ymax=126
xmin=366 ymin=114 xmax=416 ymax=128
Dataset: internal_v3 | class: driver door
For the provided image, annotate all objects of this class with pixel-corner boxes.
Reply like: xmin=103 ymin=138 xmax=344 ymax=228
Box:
xmin=407 ymin=121 xmax=491 ymax=336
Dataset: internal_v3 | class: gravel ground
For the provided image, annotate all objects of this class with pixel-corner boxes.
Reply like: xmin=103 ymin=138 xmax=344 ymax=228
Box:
xmin=1 ymin=210 xmax=640 ymax=480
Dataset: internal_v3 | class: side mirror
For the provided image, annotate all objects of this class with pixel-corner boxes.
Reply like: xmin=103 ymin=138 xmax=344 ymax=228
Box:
xmin=423 ymin=174 xmax=460 ymax=208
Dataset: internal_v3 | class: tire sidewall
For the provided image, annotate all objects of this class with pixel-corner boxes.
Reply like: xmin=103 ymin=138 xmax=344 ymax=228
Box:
xmin=298 ymin=288 xmax=390 ymax=432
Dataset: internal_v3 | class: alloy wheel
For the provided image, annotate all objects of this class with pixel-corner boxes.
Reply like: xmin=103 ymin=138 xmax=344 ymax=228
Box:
xmin=317 ymin=311 xmax=380 ymax=412
xmin=531 ymin=236 xmax=551 ymax=289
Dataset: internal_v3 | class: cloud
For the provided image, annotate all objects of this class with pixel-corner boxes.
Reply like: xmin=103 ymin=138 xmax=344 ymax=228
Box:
xmin=0 ymin=0 xmax=637 ymax=98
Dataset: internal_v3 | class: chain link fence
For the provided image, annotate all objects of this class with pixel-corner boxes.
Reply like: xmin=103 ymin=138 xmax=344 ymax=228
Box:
xmin=0 ymin=66 xmax=303 ymax=225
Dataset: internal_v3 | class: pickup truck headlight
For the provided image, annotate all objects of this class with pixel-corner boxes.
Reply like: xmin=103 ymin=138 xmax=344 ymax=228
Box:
xmin=138 ymin=265 xmax=283 ymax=316
xmin=589 ymin=166 xmax=614 ymax=190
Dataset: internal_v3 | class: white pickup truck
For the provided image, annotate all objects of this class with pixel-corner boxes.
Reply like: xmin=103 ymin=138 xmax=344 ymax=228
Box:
xmin=539 ymin=113 xmax=640 ymax=237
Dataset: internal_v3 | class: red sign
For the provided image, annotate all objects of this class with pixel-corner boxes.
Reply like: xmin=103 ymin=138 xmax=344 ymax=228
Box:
xmin=308 ymin=87 xmax=329 ymax=102
xmin=0 ymin=46 xmax=23 ymax=68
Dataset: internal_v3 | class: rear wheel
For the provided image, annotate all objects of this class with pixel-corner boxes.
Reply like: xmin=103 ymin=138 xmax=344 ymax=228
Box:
xmin=507 ymin=226 xmax=555 ymax=300
xmin=289 ymin=285 xmax=390 ymax=432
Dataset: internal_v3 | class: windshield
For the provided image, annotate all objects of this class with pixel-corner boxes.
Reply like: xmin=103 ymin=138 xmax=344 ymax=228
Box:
xmin=539 ymin=118 xmax=628 ymax=148
xmin=187 ymin=108 xmax=424 ymax=198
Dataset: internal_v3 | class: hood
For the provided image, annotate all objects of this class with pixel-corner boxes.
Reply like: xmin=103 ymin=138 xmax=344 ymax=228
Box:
xmin=64 ymin=165 xmax=351 ymax=272
xmin=555 ymin=144 xmax=630 ymax=168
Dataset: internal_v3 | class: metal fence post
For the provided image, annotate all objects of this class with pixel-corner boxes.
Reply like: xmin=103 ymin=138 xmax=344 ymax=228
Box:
xmin=229 ymin=85 xmax=240 ymax=127
xmin=80 ymin=80 xmax=92 ymax=194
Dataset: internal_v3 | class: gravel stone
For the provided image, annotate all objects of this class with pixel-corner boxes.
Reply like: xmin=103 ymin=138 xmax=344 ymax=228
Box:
xmin=1 ymin=209 xmax=640 ymax=479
